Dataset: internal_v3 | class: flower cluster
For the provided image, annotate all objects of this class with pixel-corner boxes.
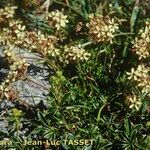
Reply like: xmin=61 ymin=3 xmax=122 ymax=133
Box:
xmin=132 ymin=22 xmax=150 ymax=60
xmin=3 ymin=45 xmax=16 ymax=63
xmin=127 ymin=95 xmax=142 ymax=111
xmin=63 ymin=45 xmax=91 ymax=64
xmin=0 ymin=45 xmax=29 ymax=100
xmin=45 ymin=10 xmax=69 ymax=30
xmin=1 ymin=20 xmax=26 ymax=45
xmin=126 ymin=64 xmax=150 ymax=95
xmin=86 ymin=14 xmax=119 ymax=43
xmin=12 ymin=108 xmax=22 ymax=118
xmin=126 ymin=23 xmax=150 ymax=111
xmin=24 ymin=31 xmax=60 ymax=56
xmin=0 ymin=6 xmax=17 ymax=24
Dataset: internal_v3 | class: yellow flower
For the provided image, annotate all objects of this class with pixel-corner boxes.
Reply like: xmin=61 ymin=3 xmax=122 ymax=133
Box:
xmin=136 ymin=64 xmax=149 ymax=79
xmin=3 ymin=45 xmax=17 ymax=63
xmin=64 ymin=45 xmax=91 ymax=63
xmin=126 ymin=68 xmax=138 ymax=80
xmin=132 ymin=22 xmax=150 ymax=60
xmin=138 ymin=79 xmax=150 ymax=95
xmin=0 ymin=6 xmax=17 ymax=22
xmin=12 ymin=108 xmax=22 ymax=117
xmin=86 ymin=14 xmax=119 ymax=43
xmin=48 ymin=46 xmax=60 ymax=57
xmin=46 ymin=10 xmax=69 ymax=30
xmin=126 ymin=64 xmax=149 ymax=81
xmin=127 ymin=95 xmax=142 ymax=111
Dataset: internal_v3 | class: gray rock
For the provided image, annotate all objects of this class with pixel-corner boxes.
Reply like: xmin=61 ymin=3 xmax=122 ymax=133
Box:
xmin=0 ymin=47 xmax=51 ymax=133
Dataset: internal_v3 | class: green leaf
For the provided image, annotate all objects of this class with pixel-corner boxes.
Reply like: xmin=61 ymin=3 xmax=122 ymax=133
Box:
xmin=124 ymin=118 xmax=131 ymax=136
xmin=130 ymin=124 xmax=142 ymax=140
xmin=37 ymin=111 xmax=50 ymax=127
xmin=77 ymin=0 xmax=85 ymax=7
xmin=96 ymin=95 xmax=107 ymax=122
xmin=130 ymin=6 xmax=140 ymax=32
xmin=84 ymin=145 xmax=92 ymax=150
xmin=78 ymin=127 xmax=89 ymax=134
xmin=30 ymin=127 xmax=44 ymax=135
xmin=61 ymin=92 xmax=71 ymax=103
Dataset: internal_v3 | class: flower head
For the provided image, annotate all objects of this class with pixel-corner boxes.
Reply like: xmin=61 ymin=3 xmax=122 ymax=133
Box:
xmin=45 ymin=10 xmax=69 ymax=30
xmin=1 ymin=20 xmax=26 ymax=45
xmin=63 ymin=45 xmax=91 ymax=63
xmin=127 ymin=95 xmax=142 ymax=111
xmin=0 ymin=6 xmax=17 ymax=23
xmin=126 ymin=68 xmax=138 ymax=80
xmin=24 ymin=31 xmax=59 ymax=56
xmin=12 ymin=108 xmax=22 ymax=117
xmin=126 ymin=64 xmax=150 ymax=95
xmin=132 ymin=22 xmax=150 ymax=60
xmin=86 ymin=14 xmax=119 ymax=43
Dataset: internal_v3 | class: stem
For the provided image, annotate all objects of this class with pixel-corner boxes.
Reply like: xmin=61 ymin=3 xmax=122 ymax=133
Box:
xmin=56 ymin=101 xmax=71 ymax=132
xmin=61 ymin=114 xmax=71 ymax=132
xmin=18 ymin=56 xmax=44 ymax=60
xmin=114 ymin=32 xmax=134 ymax=36
xmin=53 ymin=84 xmax=71 ymax=132
xmin=45 ymin=56 xmax=59 ymax=71
xmin=96 ymin=100 xmax=107 ymax=122
xmin=80 ymin=41 xmax=93 ymax=48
